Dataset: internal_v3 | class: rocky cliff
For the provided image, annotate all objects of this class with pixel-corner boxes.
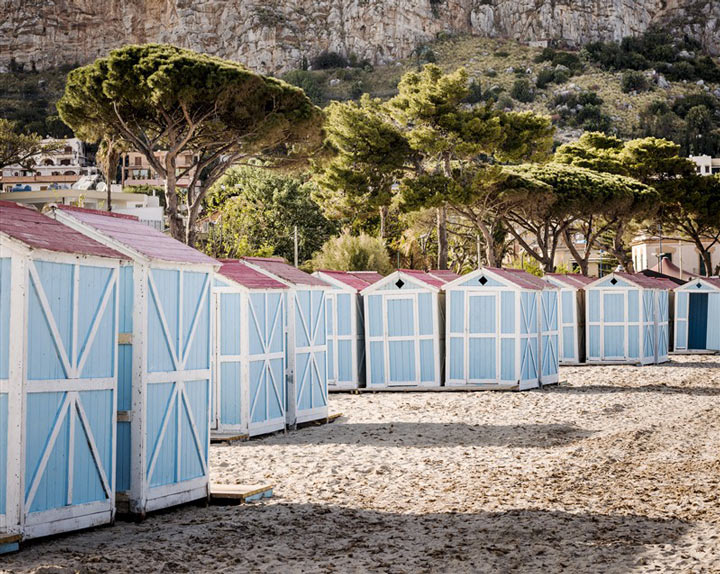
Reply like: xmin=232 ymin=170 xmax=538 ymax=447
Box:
xmin=0 ymin=0 xmax=717 ymax=73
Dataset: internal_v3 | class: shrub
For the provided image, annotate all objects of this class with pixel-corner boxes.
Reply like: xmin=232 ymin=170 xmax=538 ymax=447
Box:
xmin=621 ymin=70 xmax=650 ymax=93
xmin=496 ymin=94 xmax=514 ymax=110
xmin=553 ymin=67 xmax=571 ymax=84
xmin=310 ymin=51 xmax=348 ymax=70
xmin=282 ymin=70 xmax=324 ymax=105
xmin=464 ymin=79 xmax=483 ymax=104
xmin=536 ymin=67 xmax=555 ymax=89
xmin=510 ymin=78 xmax=534 ymax=102
xmin=307 ymin=233 xmax=393 ymax=274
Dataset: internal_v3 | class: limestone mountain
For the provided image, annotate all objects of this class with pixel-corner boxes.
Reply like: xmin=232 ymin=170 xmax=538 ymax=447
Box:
xmin=1 ymin=0 xmax=718 ymax=73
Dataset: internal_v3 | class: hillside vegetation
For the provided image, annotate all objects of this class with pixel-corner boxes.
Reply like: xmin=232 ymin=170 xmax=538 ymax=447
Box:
xmin=1 ymin=29 xmax=719 ymax=155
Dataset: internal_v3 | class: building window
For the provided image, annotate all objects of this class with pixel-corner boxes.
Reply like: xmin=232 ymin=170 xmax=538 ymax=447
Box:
xmin=700 ymin=255 xmax=707 ymax=276
xmin=134 ymin=156 xmax=142 ymax=166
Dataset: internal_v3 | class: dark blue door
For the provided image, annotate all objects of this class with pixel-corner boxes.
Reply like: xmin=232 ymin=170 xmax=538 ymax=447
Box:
xmin=688 ymin=293 xmax=708 ymax=349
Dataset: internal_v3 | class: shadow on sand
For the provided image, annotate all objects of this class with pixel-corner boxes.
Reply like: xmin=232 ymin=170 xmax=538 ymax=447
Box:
xmin=6 ymin=503 xmax=692 ymax=574
xmin=240 ymin=422 xmax=593 ymax=449
xmin=549 ymin=383 xmax=720 ymax=397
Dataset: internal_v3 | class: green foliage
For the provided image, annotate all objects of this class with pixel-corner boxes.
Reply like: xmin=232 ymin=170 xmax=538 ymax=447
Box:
xmin=551 ymin=91 xmax=612 ymax=133
xmin=534 ymin=48 xmax=583 ymax=73
xmin=0 ymin=66 xmax=75 ymax=138
xmin=204 ymin=166 xmax=336 ymax=263
xmin=314 ymin=95 xmax=411 ymax=233
xmin=464 ymin=79 xmax=483 ymax=104
xmin=282 ymin=70 xmax=324 ymax=105
xmin=58 ymin=43 xmax=321 ymax=244
xmin=310 ymin=52 xmax=349 ymax=70
xmin=638 ymin=94 xmax=720 ymax=156
xmin=510 ymin=78 xmax=534 ymax=103
xmin=535 ymin=68 xmax=555 ymax=89
xmin=584 ymin=26 xmax=720 ymax=83
xmin=621 ymin=70 xmax=651 ymax=93
xmin=508 ymin=255 xmax=544 ymax=277
xmin=306 ymin=232 xmax=393 ymax=274
xmin=0 ymin=118 xmax=51 ymax=169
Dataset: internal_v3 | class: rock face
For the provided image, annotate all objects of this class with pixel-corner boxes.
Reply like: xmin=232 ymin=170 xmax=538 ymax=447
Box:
xmin=0 ymin=0 xmax=716 ymax=73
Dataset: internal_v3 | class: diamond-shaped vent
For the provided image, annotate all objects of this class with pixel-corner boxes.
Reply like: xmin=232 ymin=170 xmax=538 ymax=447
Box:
xmin=395 ymin=279 xmax=405 ymax=289
xmin=610 ymin=278 xmax=618 ymax=285
xmin=697 ymin=282 xmax=702 ymax=288
xmin=479 ymin=276 xmax=488 ymax=285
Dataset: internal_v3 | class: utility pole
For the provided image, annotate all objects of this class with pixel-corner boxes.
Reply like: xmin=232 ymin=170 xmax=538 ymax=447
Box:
xmin=294 ymin=225 xmax=299 ymax=268
xmin=658 ymin=223 xmax=663 ymax=275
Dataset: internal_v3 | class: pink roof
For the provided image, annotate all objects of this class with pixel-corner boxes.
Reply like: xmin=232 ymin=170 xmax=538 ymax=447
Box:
xmin=398 ymin=269 xmax=455 ymax=289
xmin=243 ymin=256 xmax=328 ymax=287
xmin=0 ymin=201 xmax=127 ymax=260
xmin=681 ymin=276 xmax=720 ymax=290
xmin=546 ymin=273 xmax=595 ymax=289
xmin=427 ymin=269 xmax=461 ymax=283
xmin=218 ymin=260 xmax=287 ymax=290
xmin=56 ymin=206 xmax=216 ymax=266
xmin=484 ymin=267 xmax=553 ymax=290
xmin=316 ymin=270 xmax=384 ymax=291
xmin=612 ymin=272 xmax=676 ymax=290
xmin=647 ymin=260 xmax=693 ymax=281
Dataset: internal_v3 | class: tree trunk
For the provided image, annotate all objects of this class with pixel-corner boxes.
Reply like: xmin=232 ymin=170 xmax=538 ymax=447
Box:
xmin=436 ymin=206 xmax=448 ymax=270
xmin=477 ymin=220 xmax=496 ymax=267
xmin=562 ymin=229 xmax=589 ymax=275
xmin=700 ymin=247 xmax=713 ymax=277
xmin=379 ymin=205 xmax=388 ymax=241
xmin=610 ymin=221 xmax=634 ymax=273
xmin=164 ymin=155 xmax=184 ymax=242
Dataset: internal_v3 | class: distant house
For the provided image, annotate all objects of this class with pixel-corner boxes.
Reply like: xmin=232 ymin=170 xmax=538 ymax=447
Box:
xmin=690 ymin=155 xmax=720 ymax=176
xmin=632 ymin=234 xmax=719 ymax=278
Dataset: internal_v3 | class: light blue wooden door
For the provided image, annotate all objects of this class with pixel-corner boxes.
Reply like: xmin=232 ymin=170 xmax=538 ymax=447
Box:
xmin=519 ymin=292 xmax=539 ymax=381
xmin=146 ymin=268 xmax=210 ymax=491
xmin=642 ymin=291 xmax=655 ymax=361
xmin=216 ymin=292 xmax=243 ymax=431
xmin=294 ymin=290 xmax=327 ymax=419
xmin=708 ymin=293 xmax=720 ymax=351
xmin=248 ymin=291 xmax=285 ymax=435
xmin=25 ymin=260 xmax=117 ymax=533
xmin=467 ymin=293 xmax=497 ymax=382
xmin=541 ymin=291 xmax=559 ymax=381
xmin=386 ymin=295 xmax=417 ymax=384
xmin=603 ymin=291 xmax=625 ymax=359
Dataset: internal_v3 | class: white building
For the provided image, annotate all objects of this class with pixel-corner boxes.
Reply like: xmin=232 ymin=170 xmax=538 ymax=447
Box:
xmin=0 ymin=138 xmax=98 ymax=192
xmin=690 ymin=155 xmax=720 ymax=176
xmin=631 ymin=234 xmax=720 ymax=279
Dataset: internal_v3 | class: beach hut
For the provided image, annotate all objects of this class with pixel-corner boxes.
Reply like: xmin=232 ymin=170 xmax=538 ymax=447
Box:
xmin=443 ymin=268 xmax=559 ymax=389
xmin=241 ymin=257 xmax=329 ymax=426
xmin=212 ymin=260 xmax=289 ymax=437
xmin=673 ymin=277 xmax=720 ymax=353
xmin=312 ymin=271 xmax=383 ymax=391
xmin=53 ymin=206 xmax=217 ymax=517
xmin=361 ymin=270 xmax=457 ymax=388
xmin=585 ymin=272 xmax=676 ymax=365
xmin=544 ymin=273 xmax=594 ymax=365
xmin=0 ymin=201 xmax=125 ymax=548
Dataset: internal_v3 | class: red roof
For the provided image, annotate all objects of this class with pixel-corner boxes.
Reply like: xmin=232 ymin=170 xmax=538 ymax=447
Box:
xmin=243 ymin=256 xmax=328 ymax=287
xmin=316 ymin=270 xmax=384 ymax=291
xmin=0 ymin=201 xmax=127 ymax=260
xmin=56 ymin=206 xmax=216 ymax=266
xmin=218 ymin=260 xmax=287 ymax=290
xmin=545 ymin=273 xmax=595 ymax=289
xmin=703 ymin=277 xmax=720 ymax=289
xmin=612 ymin=272 xmax=676 ymax=290
xmin=483 ymin=267 xmax=552 ymax=290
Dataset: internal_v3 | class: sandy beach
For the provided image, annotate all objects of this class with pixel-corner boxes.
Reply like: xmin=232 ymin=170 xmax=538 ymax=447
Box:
xmin=3 ymin=355 xmax=719 ymax=573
